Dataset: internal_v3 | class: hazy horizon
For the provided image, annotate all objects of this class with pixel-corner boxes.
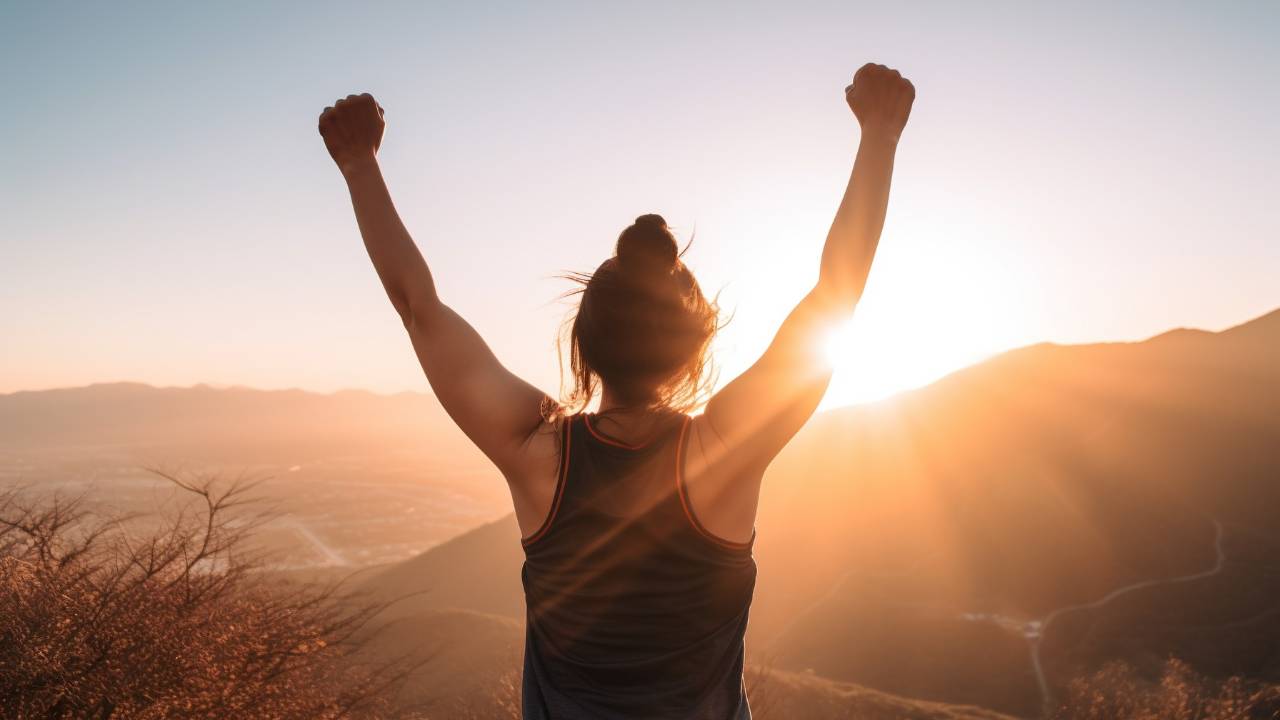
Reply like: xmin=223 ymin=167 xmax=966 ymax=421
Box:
xmin=3 ymin=1 xmax=1278 ymax=408
xmin=4 ymin=302 xmax=1275 ymax=401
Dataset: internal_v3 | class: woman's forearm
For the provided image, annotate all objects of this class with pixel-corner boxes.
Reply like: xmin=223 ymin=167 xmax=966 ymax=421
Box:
xmin=342 ymin=157 xmax=439 ymax=327
xmin=814 ymin=62 xmax=914 ymax=312
xmin=817 ymin=130 xmax=898 ymax=311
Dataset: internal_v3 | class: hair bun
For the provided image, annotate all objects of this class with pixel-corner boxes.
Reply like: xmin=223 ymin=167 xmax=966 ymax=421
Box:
xmin=634 ymin=214 xmax=667 ymax=229
xmin=616 ymin=214 xmax=678 ymax=277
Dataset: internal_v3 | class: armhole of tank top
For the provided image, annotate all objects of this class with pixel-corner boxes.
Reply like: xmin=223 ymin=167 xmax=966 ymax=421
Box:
xmin=520 ymin=414 xmax=572 ymax=548
xmin=674 ymin=415 xmax=755 ymax=551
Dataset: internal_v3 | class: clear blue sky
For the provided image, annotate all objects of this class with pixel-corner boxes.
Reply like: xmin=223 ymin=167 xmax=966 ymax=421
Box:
xmin=2 ymin=1 xmax=1277 ymax=405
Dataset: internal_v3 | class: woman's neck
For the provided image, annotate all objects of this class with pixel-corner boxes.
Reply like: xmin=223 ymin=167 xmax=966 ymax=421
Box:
xmin=595 ymin=389 xmax=671 ymax=440
xmin=597 ymin=387 xmax=661 ymax=414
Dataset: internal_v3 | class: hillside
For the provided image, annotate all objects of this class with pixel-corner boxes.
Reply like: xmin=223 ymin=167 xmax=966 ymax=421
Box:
xmin=752 ymin=308 xmax=1280 ymax=714
xmin=354 ymin=607 xmax=1017 ymax=719
xmin=360 ymin=515 xmax=526 ymax=622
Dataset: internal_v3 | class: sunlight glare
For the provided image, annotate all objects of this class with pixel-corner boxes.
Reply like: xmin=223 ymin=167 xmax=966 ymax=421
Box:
xmin=818 ymin=220 xmax=1031 ymax=408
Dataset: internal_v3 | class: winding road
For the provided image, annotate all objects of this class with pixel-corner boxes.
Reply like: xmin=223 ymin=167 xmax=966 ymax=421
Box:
xmin=961 ymin=518 xmax=1227 ymax=716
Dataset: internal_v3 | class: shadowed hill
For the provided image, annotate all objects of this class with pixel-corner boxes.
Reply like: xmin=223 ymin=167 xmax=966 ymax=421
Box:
xmin=361 ymin=514 xmax=526 ymax=622
xmin=358 ymin=608 xmax=525 ymax=716
xmin=756 ymin=304 xmax=1280 ymax=624
xmin=748 ymin=667 xmax=1018 ymax=720
xmin=355 ymin=607 xmax=1017 ymax=719
xmin=751 ymin=306 xmax=1280 ymax=714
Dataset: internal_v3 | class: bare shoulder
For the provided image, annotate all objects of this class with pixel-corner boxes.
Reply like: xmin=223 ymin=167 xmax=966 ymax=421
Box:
xmin=524 ymin=415 xmax=564 ymax=465
xmin=681 ymin=414 xmax=765 ymax=545
xmin=507 ymin=414 xmax=567 ymax=539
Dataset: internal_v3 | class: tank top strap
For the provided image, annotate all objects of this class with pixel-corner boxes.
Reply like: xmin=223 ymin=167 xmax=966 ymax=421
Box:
xmin=580 ymin=410 xmax=686 ymax=451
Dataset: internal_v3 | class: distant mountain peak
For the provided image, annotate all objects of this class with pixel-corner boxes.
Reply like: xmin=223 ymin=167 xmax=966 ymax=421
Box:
xmin=1146 ymin=327 xmax=1214 ymax=343
xmin=1220 ymin=306 xmax=1280 ymax=339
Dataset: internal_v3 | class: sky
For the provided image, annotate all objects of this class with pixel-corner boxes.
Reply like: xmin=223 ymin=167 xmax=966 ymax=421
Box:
xmin=2 ymin=1 xmax=1277 ymax=408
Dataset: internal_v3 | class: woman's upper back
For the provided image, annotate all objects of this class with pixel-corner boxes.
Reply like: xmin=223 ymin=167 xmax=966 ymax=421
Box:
xmin=520 ymin=412 xmax=757 ymax=719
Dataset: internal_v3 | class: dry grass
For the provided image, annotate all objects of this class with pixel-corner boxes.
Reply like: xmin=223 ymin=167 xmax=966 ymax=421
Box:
xmin=1052 ymin=658 xmax=1280 ymax=720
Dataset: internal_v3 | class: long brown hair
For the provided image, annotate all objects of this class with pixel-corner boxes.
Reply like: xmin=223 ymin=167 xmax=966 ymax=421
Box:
xmin=554 ymin=215 xmax=720 ymax=418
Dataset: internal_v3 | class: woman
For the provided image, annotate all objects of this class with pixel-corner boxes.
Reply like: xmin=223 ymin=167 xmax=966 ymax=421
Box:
xmin=319 ymin=62 xmax=914 ymax=720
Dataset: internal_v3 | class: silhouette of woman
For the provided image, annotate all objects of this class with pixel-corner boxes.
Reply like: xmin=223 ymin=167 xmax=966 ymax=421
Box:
xmin=320 ymin=62 xmax=914 ymax=720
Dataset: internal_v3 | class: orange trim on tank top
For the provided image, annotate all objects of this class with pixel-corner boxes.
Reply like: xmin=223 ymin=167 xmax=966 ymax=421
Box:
xmin=583 ymin=414 xmax=655 ymax=450
xmin=520 ymin=415 xmax=572 ymax=547
xmin=674 ymin=416 xmax=754 ymax=550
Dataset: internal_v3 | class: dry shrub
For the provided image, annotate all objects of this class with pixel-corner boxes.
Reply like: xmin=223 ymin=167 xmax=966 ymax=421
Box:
xmin=1053 ymin=658 xmax=1280 ymax=720
xmin=0 ymin=472 xmax=411 ymax=720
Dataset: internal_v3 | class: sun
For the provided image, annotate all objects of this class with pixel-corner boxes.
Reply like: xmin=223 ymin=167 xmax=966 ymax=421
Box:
xmin=817 ymin=246 xmax=1027 ymax=408
xmin=821 ymin=312 xmax=995 ymax=408
xmin=703 ymin=186 xmax=1033 ymax=411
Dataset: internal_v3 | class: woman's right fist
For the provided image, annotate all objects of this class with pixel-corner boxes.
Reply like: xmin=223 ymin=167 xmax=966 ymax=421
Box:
xmin=319 ymin=93 xmax=385 ymax=173
xmin=845 ymin=64 xmax=914 ymax=142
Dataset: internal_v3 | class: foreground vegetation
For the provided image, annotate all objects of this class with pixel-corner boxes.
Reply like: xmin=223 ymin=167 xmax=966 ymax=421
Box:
xmin=1052 ymin=659 xmax=1280 ymax=720
xmin=0 ymin=474 xmax=409 ymax=719
xmin=3 ymin=473 xmax=1278 ymax=719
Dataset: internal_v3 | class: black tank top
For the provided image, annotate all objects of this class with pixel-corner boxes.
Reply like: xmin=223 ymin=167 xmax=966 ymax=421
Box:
xmin=520 ymin=412 xmax=757 ymax=720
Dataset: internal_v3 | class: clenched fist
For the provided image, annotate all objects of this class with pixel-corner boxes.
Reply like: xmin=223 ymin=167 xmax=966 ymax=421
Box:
xmin=319 ymin=93 xmax=385 ymax=173
xmin=845 ymin=63 xmax=914 ymax=142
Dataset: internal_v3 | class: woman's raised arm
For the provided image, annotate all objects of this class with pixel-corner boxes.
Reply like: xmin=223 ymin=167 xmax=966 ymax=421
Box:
xmin=319 ymin=94 xmax=553 ymax=481
xmin=689 ymin=64 xmax=915 ymax=538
